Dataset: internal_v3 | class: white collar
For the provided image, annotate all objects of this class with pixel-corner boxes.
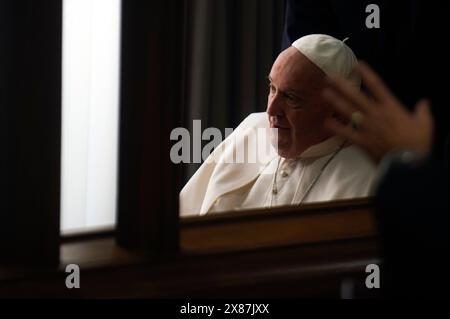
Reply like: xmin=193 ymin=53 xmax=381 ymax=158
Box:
xmin=297 ymin=135 xmax=348 ymax=159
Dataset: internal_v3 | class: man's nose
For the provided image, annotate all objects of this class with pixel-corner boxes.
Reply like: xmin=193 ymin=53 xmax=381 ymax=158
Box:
xmin=267 ymin=93 xmax=283 ymax=117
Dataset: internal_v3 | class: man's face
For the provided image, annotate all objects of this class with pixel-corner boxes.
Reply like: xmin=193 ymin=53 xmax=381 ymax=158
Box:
xmin=267 ymin=47 xmax=334 ymax=159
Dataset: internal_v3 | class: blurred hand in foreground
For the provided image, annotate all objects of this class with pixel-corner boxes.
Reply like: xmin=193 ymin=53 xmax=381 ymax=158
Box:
xmin=322 ymin=62 xmax=434 ymax=163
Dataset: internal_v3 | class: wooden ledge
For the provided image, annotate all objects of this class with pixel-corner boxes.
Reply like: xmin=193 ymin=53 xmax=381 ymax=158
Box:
xmin=181 ymin=198 xmax=377 ymax=253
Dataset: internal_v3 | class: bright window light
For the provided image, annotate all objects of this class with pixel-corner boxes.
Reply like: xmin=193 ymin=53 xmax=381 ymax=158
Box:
xmin=61 ymin=0 xmax=121 ymax=234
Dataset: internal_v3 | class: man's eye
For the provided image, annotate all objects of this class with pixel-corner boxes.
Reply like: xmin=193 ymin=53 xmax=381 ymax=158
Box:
xmin=285 ymin=94 xmax=303 ymax=108
xmin=285 ymin=94 xmax=298 ymax=103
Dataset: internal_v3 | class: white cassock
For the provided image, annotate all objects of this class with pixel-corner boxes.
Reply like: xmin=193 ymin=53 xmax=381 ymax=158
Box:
xmin=180 ymin=112 xmax=377 ymax=217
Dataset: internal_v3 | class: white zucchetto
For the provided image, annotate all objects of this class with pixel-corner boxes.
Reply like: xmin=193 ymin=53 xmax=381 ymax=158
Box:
xmin=292 ymin=34 xmax=361 ymax=88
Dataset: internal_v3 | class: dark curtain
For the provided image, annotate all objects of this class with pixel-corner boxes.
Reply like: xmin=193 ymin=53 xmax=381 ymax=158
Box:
xmin=183 ymin=0 xmax=285 ymax=183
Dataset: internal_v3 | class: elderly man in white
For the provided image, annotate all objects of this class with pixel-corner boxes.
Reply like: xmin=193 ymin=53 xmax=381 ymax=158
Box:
xmin=180 ymin=34 xmax=376 ymax=217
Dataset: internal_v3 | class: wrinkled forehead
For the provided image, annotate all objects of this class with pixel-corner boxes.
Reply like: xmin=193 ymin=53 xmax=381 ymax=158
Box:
xmin=270 ymin=47 xmax=327 ymax=93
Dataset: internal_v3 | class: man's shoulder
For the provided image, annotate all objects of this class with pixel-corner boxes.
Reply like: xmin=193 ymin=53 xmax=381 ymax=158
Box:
xmin=335 ymin=144 xmax=377 ymax=175
xmin=236 ymin=112 xmax=268 ymax=131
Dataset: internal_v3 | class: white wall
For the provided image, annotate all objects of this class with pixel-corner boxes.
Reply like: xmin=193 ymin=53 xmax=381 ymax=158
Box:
xmin=61 ymin=0 xmax=121 ymax=234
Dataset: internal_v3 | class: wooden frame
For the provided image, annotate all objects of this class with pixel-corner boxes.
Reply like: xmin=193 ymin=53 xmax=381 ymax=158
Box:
xmin=0 ymin=199 xmax=380 ymax=298
xmin=0 ymin=0 xmax=62 ymax=268
xmin=115 ymin=0 xmax=184 ymax=254
xmin=181 ymin=198 xmax=377 ymax=254
xmin=1 ymin=198 xmax=379 ymax=297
